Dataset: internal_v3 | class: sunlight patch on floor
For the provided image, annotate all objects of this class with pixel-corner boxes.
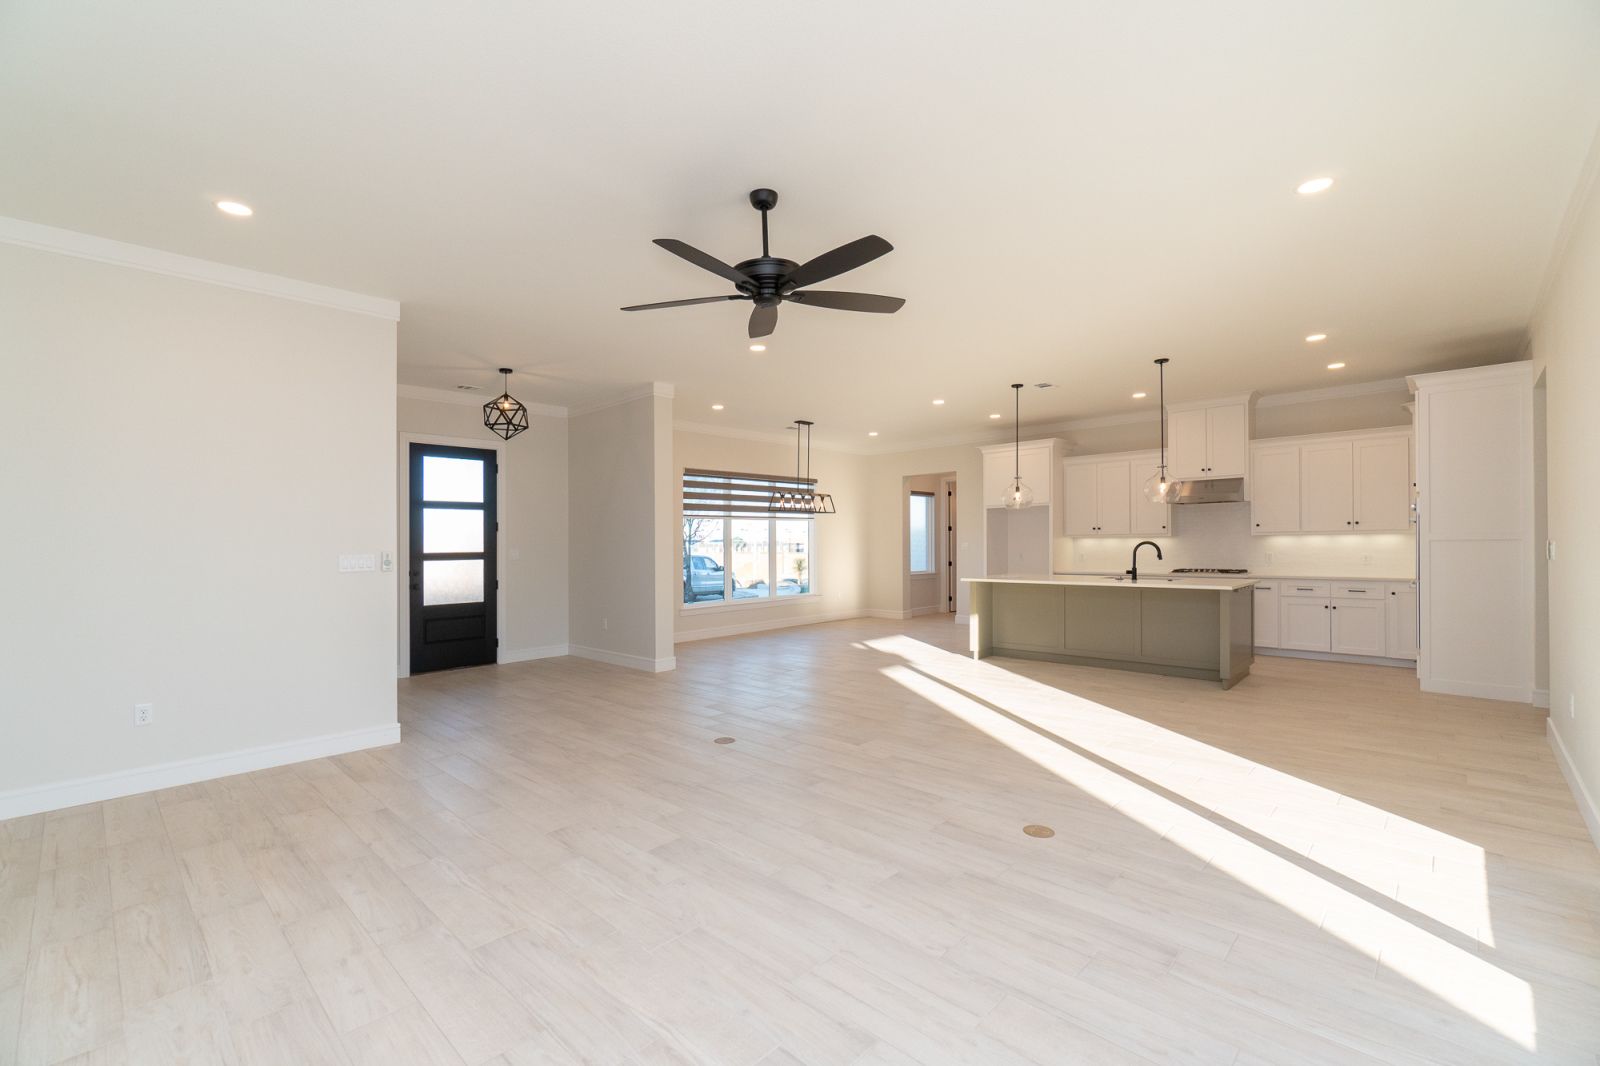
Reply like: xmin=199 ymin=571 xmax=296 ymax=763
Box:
xmin=868 ymin=635 xmax=1532 ymax=1050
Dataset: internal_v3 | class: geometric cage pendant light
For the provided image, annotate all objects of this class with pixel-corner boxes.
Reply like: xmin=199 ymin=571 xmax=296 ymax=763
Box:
xmin=1143 ymin=357 xmax=1181 ymax=504
xmin=482 ymin=367 xmax=530 ymax=440
xmin=1002 ymin=382 xmax=1034 ymax=508
xmin=768 ymin=419 xmax=837 ymax=515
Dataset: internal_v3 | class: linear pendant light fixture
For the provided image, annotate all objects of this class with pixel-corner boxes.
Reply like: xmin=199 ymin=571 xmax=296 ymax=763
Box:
xmin=769 ymin=420 xmax=836 ymax=515
xmin=1003 ymin=383 xmax=1034 ymax=508
xmin=483 ymin=367 xmax=530 ymax=440
xmin=1143 ymin=357 xmax=1180 ymax=503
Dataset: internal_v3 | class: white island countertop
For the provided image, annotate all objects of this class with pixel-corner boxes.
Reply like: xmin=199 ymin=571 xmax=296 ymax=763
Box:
xmin=966 ymin=573 xmax=1257 ymax=592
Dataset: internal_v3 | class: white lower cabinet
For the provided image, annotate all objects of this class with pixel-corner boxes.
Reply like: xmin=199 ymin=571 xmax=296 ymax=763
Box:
xmin=1252 ymin=582 xmax=1279 ymax=647
xmin=1280 ymin=595 xmax=1332 ymax=652
xmin=1386 ymin=581 xmax=1418 ymax=660
xmin=1331 ymin=597 xmax=1386 ymax=656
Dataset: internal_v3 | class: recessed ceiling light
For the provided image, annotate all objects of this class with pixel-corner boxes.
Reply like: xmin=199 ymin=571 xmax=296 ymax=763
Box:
xmin=932 ymin=399 xmax=945 ymax=405
xmin=1305 ymin=333 xmax=1328 ymax=343
xmin=1326 ymin=362 xmax=1345 ymax=370
xmin=1132 ymin=392 xmax=1147 ymax=399
xmin=988 ymin=413 xmax=1002 ymax=419
xmin=1296 ymin=177 xmax=1334 ymax=196
xmin=868 ymin=431 xmax=879 ymax=437
xmin=748 ymin=344 xmax=766 ymax=352
xmin=215 ymin=200 xmax=253 ymax=217
xmin=711 ymin=403 xmax=724 ymax=410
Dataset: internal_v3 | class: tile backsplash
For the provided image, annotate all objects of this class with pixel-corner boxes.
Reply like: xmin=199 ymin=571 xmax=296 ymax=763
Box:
xmin=1053 ymin=501 xmax=1415 ymax=576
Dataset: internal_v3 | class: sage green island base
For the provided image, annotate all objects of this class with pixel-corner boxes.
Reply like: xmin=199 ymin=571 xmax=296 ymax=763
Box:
xmin=964 ymin=575 xmax=1257 ymax=689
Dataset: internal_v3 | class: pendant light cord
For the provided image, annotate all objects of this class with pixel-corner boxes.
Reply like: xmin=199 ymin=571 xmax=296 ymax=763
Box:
xmin=1012 ymin=384 xmax=1022 ymax=481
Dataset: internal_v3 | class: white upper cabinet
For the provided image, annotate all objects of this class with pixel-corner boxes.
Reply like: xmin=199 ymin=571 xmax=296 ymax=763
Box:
xmin=1128 ymin=457 xmax=1172 ymax=536
xmin=1061 ymin=462 xmax=1099 ymax=535
xmin=1299 ymin=441 xmax=1356 ymax=532
xmin=1249 ymin=444 xmax=1300 ymax=533
xmin=1353 ymin=436 xmax=1412 ymax=531
xmin=1249 ymin=430 xmax=1413 ymax=535
xmin=1060 ymin=452 xmax=1169 ymax=537
xmin=982 ymin=440 xmax=1058 ymax=509
xmin=1167 ymin=396 xmax=1253 ymax=479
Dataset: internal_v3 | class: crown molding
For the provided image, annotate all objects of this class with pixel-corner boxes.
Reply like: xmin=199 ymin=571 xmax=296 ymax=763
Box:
xmin=674 ymin=420 xmax=870 ymax=454
xmin=398 ymin=383 xmax=567 ymax=417
xmin=1256 ymin=377 xmax=1410 ymax=408
xmin=568 ymin=381 xmax=675 ymax=418
xmin=0 ymin=216 xmax=400 ymax=321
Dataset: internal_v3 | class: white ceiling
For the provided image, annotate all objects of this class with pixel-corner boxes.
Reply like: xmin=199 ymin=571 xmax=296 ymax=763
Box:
xmin=4 ymin=1 xmax=1598 ymax=449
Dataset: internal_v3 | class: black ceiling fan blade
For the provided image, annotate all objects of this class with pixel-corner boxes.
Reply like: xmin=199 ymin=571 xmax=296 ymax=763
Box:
xmin=749 ymin=304 xmax=778 ymax=338
xmin=785 ymin=290 xmax=905 ymax=314
xmin=653 ymin=239 xmax=750 ymax=287
xmin=783 ymin=235 xmax=893 ymax=290
xmin=621 ymin=295 xmax=745 ymax=312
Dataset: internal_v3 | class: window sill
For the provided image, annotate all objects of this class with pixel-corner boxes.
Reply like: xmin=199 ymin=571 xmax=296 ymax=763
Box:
xmin=680 ymin=592 xmax=821 ymax=614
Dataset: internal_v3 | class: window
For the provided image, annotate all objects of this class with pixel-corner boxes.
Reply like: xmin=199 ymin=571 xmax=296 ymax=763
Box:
xmin=909 ymin=491 xmax=935 ymax=574
xmin=681 ymin=469 xmax=817 ymax=607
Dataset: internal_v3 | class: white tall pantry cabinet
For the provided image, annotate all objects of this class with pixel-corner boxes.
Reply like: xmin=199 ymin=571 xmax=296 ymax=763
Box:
xmin=1408 ymin=363 xmax=1534 ymax=701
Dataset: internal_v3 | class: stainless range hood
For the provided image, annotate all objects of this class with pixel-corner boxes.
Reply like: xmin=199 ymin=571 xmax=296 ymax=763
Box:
xmin=1170 ymin=477 xmax=1245 ymax=505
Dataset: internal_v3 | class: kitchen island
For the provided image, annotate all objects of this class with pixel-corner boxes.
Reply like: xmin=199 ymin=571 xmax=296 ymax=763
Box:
xmin=964 ymin=574 xmax=1257 ymax=688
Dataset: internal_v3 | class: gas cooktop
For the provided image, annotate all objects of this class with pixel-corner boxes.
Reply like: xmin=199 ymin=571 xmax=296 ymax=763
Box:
xmin=1169 ymin=567 xmax=1249 ymax=575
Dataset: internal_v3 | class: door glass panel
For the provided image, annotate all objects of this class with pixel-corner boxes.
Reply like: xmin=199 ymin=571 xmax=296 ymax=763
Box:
xmin=775 ymin=519 xmax=811 ymax=594
xmin=731 ymin=519 xmax=770 ymax=599
xmin=683 ymin=518 xmax=725 ymax=603
xmin=423 ymin=508 xmax=484 ymax=554
xmin=422 ymin=456 xmax=484 ymax=503
xmin=423 ymin=559 xmax=484 ymax=605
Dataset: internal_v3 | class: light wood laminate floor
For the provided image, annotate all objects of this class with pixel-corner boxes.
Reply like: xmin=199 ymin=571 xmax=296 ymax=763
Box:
xmin=3 ymin=617 xmax=1598 ymax=1065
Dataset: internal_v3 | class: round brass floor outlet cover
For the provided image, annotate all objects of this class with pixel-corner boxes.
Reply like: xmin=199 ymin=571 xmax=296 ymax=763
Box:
xmin=713 ymin=737 xmax=736 ymax=744
xmin=1022 ymin=824 xmax=1055 ymax=838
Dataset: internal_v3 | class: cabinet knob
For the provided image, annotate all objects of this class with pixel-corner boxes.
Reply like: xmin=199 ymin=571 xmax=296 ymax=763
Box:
xmin=1354 ymin=521 xmax=1360 ymax=525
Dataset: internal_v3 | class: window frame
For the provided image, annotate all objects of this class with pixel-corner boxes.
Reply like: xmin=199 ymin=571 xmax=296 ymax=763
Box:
xmin=681 ymin=514 xmax=818 ymax=611
xmin=908 ymin=490 xmax=936 ymax=576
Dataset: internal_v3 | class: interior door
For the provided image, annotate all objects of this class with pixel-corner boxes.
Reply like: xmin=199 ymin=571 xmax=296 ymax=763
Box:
xmin=944 ymin=481 xmax=957 ymax=613
xmin=409 ymin=444 xmax=497 ymax=673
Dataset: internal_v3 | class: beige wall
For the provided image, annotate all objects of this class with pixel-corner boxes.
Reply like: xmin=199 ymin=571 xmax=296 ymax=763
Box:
xmin=1530 ymin=149 xmax=1600 ymax=841
xmin=396 ymin=395 xmax=569 ymax=668
xmin=673 ymin=428 xmax=867 ymax=639
xmin=864 ymin=444 xmax=985 ymax=618
xmin=568 ymin=395 xmax=672 ymax=668
xmin=0 ymin=242 xmax=398 ymax=811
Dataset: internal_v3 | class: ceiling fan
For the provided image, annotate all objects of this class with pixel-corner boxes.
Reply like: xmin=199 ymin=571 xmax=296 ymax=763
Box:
xmin=621 ymin=189 xmax=905 ymax=339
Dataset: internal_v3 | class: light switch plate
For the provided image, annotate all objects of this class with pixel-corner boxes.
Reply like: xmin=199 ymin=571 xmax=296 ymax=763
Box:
xmin=339 ymin=554 xmax=377 ymax=572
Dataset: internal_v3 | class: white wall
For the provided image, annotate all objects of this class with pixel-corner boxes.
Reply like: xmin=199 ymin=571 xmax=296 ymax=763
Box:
xmin=396 ymin=393 xmax=569 ymax=668
xmin=0 ymin=239 xmax=399 ymax=815
xmin=673 ymin=428 xmax=867 ymax=640
xmin=1530 ymin=143 xmax=1600 ymax=846
xmin=568 ymin=392 xmax=675 ymax=669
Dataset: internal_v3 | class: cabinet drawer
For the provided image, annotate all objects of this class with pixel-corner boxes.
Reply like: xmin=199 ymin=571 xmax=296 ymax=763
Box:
xmin=1332 ymin=581 xmax=1384 ymax=599
xmin=1281 ymin=581 xmax=1330 ymax=598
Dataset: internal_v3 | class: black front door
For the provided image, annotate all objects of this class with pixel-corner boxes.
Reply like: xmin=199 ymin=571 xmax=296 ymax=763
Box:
xmin=409 ymin=443 xmax=497 ymax=673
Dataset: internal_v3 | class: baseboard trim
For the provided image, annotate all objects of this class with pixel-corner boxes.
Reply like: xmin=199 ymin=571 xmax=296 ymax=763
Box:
xmin=569 ymin=644 xmax=676 ymax=673
xmin=954 ymin=613 xmax=970 ymax=625
xmin=1256 ymin=648 xmax=1416 ymax=669
xmin=1419 ymin=676 xmax=1533 ymax=703
xmin=907 ymin=606 xmax=939 ymax=618
xmin=861 ymin=608 xmax=910 ymax=620
xmin=500 ymin=643 xmax=570 ymax=663
xmin=0 ymin=722 xmax=402 ymax=821
xmin=676 ymin=610 xmax=861 ymax=643
xmin=1549 ymin=719 xmax=1600 ymax=854
xmin=1534 ymin=688 xmax=1552 ymax=709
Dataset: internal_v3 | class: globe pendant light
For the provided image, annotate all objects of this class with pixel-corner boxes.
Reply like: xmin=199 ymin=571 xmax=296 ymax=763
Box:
xmin=1003 ymin=383 xmax=1034 ymax=508
xmin=1143 ymin=357 xmax=1181 ymax=504
xmin=483 ymin=367 xmax=529 ymax=440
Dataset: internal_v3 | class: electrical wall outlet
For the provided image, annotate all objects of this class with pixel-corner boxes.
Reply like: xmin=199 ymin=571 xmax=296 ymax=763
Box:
xmin=133 ymin=703 xmax=153 ymax=727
